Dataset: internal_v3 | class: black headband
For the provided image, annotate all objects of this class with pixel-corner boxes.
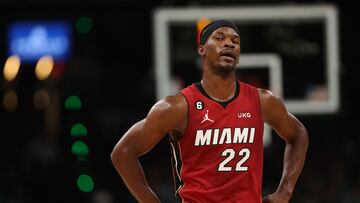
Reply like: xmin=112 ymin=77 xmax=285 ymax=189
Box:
xmin=199 ymin=19 xmax=240 ymax=45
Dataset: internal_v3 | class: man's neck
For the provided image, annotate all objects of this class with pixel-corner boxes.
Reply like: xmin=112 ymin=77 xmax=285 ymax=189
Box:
xmin=201 ymin=72 xmax=237 ymax=102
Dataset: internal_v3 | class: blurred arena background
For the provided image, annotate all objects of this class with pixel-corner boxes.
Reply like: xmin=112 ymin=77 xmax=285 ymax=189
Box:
xmin=0 ymin=0 xmax=359 ymax=202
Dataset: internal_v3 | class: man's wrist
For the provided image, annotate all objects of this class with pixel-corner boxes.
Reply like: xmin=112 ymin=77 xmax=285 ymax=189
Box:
xmin=275 ymin=187 xmax=292 ymax=200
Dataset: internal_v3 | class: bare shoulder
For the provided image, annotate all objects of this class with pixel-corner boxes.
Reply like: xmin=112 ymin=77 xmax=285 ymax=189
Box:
xmin=150 ymin=94 xmax=187 ymax=117
xmin=257 ymin=88 xmax=282 ymax=107
xmin=146 ymin=93 xmax=188 ymax=133
xmin=257 ymin=88 xmax=288 ymax=123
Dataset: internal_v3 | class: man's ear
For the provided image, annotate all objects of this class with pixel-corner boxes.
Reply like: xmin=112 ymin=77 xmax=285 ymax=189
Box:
xmin=198 ymin=45 xmax=205 ymax=56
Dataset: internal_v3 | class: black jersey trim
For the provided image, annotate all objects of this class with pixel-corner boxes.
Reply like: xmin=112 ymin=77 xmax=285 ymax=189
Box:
xmin=169 ymin=137 xmax=185 ymax=202
xmin=195 ymin=81 xmax=240 ymax=108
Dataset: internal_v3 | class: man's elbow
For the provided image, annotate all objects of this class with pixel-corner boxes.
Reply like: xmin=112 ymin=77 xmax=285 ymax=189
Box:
xmin=295 ymin=124 xmax=309 ymax=150
xmin=300 ymin=125 xmax=308 ymax=143
xmin=110 ymin=144 xmax=131 ymax=168
xmin=110 ymin=148 xmax=118 ymax=166
xmin=287 ymin=124 xmax=308 ymax=146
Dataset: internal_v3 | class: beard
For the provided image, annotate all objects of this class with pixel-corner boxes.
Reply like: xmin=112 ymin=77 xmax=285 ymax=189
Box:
xmin=215 ymin=58 xmax=237 ymax=75
xmin=207 ymin=62 xmax=236 ymax=78
xmin=204 ymin=56 xmax=238 ymax=76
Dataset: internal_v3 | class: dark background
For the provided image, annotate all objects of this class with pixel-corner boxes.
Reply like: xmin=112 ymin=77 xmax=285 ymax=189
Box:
xmin=0 ymin=0 xmax=359 ymax=202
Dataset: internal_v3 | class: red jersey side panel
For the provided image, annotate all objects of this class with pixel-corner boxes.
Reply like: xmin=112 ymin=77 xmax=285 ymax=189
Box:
xmin=172 ymin=82 xmax=264 ymax=203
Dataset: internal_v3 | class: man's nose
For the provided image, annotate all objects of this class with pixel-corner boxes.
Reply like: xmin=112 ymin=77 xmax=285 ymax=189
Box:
xmin=224 ymin=38 xmax=235 ymax=48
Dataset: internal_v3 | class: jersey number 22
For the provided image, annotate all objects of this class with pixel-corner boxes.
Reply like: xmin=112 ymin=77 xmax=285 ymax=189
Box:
xmin=218 ymin=148 xmax=250 ymax=172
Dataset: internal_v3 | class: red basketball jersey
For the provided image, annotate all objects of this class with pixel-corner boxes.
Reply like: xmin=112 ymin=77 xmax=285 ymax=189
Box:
xmin=170 ymin=81 xmax=264 ymax=203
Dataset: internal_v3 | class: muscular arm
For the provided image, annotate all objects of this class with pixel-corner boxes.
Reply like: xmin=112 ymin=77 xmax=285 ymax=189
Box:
xmin=259 ymin=89 xmax=308 ymax=203
xmin=110 ymin=95 xmax=187 ymax=203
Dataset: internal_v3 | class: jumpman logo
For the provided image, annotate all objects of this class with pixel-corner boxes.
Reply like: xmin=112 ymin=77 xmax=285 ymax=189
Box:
xmin=201 ymin=110 xmax=214 ymax=124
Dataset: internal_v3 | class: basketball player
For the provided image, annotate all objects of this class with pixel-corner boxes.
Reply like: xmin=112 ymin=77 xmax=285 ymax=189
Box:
xmin=111 ymin=19 xmax=308 ymax=203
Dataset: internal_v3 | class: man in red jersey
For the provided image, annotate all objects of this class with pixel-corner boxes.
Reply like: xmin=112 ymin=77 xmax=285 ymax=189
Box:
xmin=111 ymin=19 xmax=308 ymax=203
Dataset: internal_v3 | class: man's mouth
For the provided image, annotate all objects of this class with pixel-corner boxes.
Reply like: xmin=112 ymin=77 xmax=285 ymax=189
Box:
xmin=219 ymin=50 xmax=236 ymax=60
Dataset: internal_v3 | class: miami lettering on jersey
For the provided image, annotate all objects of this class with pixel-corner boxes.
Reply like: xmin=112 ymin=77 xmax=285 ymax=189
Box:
xmin=195 ymin=127 xmax=255 ymax=146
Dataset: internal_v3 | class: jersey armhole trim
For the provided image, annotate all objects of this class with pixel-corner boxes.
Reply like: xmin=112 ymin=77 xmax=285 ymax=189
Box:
xmin=177 ymin=92 xmax=190 ymax=141
xmin=255 ymin=88 xmax=265 ymax=138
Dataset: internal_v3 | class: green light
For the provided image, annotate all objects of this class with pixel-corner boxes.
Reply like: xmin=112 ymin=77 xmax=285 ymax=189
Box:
xmin=71 ymin=123 xmax=87 ymax=137
xmin=77 ymin=174 xmax=94 ymax=192
xmin=65 ymin=96 xmax=82 ymax=110
xmin=71 ymin=141 xmax=89 ymax=158
xmin=76 ymin=17 xmax=93 ymax=34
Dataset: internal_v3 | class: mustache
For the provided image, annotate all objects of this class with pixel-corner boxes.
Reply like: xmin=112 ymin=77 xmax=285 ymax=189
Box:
xmin=219 ymin=49 xmax=237 ymax=59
